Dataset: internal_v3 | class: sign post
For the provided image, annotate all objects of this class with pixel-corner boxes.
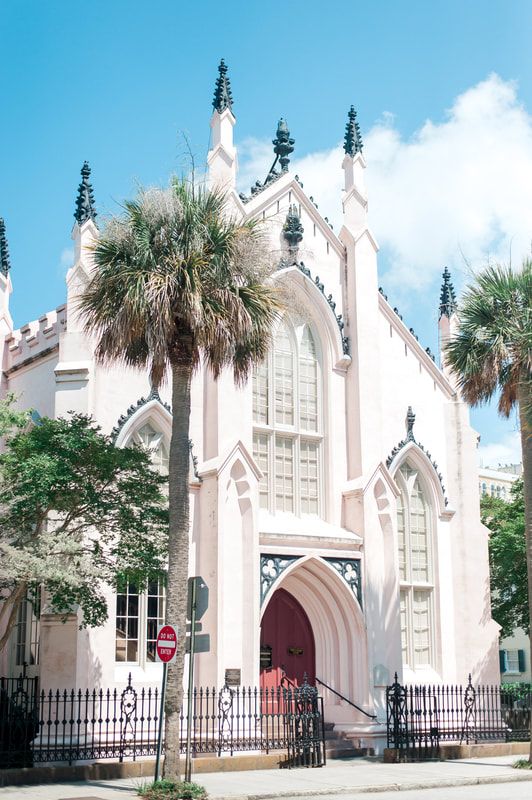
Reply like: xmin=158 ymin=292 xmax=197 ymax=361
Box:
xmin=184 ymin=577 xmax=209 ymax=783
xmin=154 ymin=624 xmax=178 ymax=782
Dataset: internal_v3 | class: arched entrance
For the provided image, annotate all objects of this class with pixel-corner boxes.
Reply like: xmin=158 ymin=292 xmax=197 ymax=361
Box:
xmin=260 ymin=588 xmax=315 ymax=689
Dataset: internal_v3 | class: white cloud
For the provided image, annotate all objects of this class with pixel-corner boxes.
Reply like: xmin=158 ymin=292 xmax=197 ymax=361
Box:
xmin=237 ymin=74 xmax=532 ymax=294
xmin=477 ymin=430 xmax=522 ymax=469
xmin=59 ymin=247 xmax=74 ymax=276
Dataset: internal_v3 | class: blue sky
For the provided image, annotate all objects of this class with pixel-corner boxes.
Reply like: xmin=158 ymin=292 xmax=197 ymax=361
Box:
xmin=1 ymin=0 xmax=530 ymax=464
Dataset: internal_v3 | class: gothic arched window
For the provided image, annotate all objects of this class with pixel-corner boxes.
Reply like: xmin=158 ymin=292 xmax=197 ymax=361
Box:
xmin=115 ymin=419 xmax=168 ymax=666
xmin=133 ymin=422 xmax=169 ymax=474
xmin=396 ymin=463 xmax=434 ymax=668
xmin=252 ymin=319 xmax=322 ymax=516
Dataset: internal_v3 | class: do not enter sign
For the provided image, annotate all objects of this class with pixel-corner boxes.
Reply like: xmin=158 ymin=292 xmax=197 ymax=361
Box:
xmin=156 ymin=624 xmax=178 ymax=663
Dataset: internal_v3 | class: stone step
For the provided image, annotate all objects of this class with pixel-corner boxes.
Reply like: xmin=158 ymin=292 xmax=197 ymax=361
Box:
xmin=322 ymin=722 xmax=374 ymax=760
xmin=325 ymin=745 xmax=371 ymax=759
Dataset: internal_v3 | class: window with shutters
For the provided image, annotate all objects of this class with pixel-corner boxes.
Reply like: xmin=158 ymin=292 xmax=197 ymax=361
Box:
xmin=500 ymin=648 xmax=526 ymax=674
xmin=252 ymin=319 xmax=323 ymax=516
xmin=396 ymin=463 xmax=435 ymax=669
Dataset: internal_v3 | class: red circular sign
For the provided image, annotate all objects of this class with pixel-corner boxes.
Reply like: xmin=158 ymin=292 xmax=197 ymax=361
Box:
xmin=156 ymin=624 xmax=178 ymax=663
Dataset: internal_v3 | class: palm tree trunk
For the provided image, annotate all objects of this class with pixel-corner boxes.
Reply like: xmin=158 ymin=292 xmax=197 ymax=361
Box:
xmin=517 ymin=385 xmax=532 ymax=763
xmin=163 ymin=359 xmax=193 ymax=780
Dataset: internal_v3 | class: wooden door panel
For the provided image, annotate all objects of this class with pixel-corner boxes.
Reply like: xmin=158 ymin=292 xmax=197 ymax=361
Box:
xmin=260 ymin=588 xmax=315 ymax=689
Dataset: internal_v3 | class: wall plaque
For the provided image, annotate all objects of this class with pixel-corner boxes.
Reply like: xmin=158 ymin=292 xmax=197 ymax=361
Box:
xmin=260 ymin=644 xmax=272 ymax=669
xmin=225 ymin=668 xmax=241 ymax=686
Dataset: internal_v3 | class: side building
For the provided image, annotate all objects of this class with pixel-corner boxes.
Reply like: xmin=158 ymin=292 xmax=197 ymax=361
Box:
xmin=0 ymin=62 xmax=501 ymax=747
xmin=478 ymin=462 xmax=529 ymax=684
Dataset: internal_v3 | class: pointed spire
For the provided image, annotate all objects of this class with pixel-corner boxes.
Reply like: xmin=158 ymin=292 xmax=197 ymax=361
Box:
xmin=74 ymin=161 xmax=97 ymax=226
xmin=406 ymin=406 xmax=416 ymax=441
xmin=283 ymin=204 xmax=304 ymax=263
xmin=0 ymin=217 xmax=11 ymax=276
xmin=439 ymin=267 xmax=457 ymax=319
xmin=344 ymin=105 xmax=363 ymax=156
xmin=272 ymin=118 xmax=294 ymax=172
xmin=212 ymin=59 xmax=233 ymax=114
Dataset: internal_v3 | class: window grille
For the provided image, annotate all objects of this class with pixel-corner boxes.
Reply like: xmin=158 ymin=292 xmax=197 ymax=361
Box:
xmin=396 ymin=463 xmax=434 ymax=669
xmin=115 ymin=578 xmax=166 ymax=665
xmin=253 ymin=320 xmax=323 ymax=517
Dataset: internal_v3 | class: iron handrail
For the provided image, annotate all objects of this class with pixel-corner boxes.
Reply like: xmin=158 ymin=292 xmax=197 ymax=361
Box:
xmin=316 ymin=676 xmax=377 ymax=720
xmin=280 ymin=667 xmax=298 ymax=690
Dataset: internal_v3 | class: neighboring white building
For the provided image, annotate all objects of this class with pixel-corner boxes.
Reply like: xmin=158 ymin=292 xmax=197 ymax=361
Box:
xmin=478 ymin=462 xmax=529 ymax=684
xmin=479 ymin=463 xmax=521 ymax=502
xmin=0 ymin=62 xmax=501 ymax=744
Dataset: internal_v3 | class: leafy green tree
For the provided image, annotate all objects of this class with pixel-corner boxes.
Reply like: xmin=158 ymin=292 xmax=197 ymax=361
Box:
xmin=0 ymin=408 xmax=168 ymax=651
xmin=0 ymin=393 xmax=30 ymax=437
xmin=445 ymin=260 xmax=531 ymax=759
xmin=481 ymin=480 xmax=527 ymax=637
xmin=79 ymin=180 xmax=280 ymax=779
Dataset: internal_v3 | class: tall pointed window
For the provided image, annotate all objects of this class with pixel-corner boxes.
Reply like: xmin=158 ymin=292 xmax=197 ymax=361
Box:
xmin=252 ymin=319 xmax=323 ymax=516
xmin=115 ymin=420 xmax=168 ymax=666
xmin=396 ymin=463 xmax=434 ymax=668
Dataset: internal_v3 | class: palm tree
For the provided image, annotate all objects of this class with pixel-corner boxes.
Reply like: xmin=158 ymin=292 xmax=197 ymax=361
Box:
xmin=445 ymin=259 xmax=531 ymax=760
xmin=79 ymin=180 xmax=281 ymax=778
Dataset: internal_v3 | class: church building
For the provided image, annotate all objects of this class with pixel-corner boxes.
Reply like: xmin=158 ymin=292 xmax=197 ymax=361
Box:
xmin=0 ymin=61 xmax=500 ymax=748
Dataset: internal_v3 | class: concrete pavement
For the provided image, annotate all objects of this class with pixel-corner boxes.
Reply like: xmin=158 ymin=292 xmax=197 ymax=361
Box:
xmin=1 ymin=755 xmax=532 ymax=800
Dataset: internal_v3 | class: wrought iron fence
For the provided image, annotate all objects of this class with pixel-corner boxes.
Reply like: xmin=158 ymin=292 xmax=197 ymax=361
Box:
xmin=386 ymin=673 xmax=531 ymax=760
xmin=0 ymin=674 xmax=325 ymax=769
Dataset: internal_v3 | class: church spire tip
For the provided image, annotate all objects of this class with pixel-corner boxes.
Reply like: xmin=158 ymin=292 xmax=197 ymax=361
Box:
xmin=439 ymin=267 xmax=457 ymax=319
xmin=273 ymin=118 xmax=294 ymax=172
xmin=0 ymin=217 xmax=11 ymax=277
xmin=213 ymin=58 xmax=233 ymax=114
xmin=74 ymin=161 xmax=97 ymax=226
xmin=344 ymin=105 xmax=363 ymax=156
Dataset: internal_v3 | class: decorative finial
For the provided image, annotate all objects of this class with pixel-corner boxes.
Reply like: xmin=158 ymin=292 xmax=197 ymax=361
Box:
xmin=344 ymin=105 xmax=363 ymax=156
xmin=283 ymin=204 xmax=304 ymax=263
xmin=212 ymin=58 xmax=233 ymax=114
xmin=272 ymin=118 xmax=294 ymax=172
xmin=406 ymin=406 xmax=416 ymax=441
xmin=0 ymin=217 xmax=11 ymax=277
xmin=74 ymin=161 xmax=97 ymax=226
xmin=439 ymin=267 xmax=457 ymax=319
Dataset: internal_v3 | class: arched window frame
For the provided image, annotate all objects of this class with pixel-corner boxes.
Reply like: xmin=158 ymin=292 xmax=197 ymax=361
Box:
xmin=395 ymin=461 xmax=436 ymax=670
xmin=114 ymin=408 xmax=171 ymax=668
xmin=252 ymin=316 xmax=324 ymax=517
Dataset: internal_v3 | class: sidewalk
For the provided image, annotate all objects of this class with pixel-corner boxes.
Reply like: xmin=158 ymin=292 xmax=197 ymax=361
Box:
xmin=1 ymin=756 xmax=532 ymax=800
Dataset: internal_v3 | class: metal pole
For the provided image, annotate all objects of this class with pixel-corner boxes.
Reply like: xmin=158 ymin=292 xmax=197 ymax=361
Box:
xmin=185 ymin=579 xmax=196 ymax=783
xmin=154 ymin=661 xmax=167 ymax=782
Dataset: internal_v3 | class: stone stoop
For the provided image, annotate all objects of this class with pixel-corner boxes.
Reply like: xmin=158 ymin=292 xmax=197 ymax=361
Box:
xmin=323 ymin=721 xmax=374 ymax=760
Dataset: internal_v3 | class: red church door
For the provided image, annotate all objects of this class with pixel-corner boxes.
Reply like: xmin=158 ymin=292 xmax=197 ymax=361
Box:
xmin=260 ymin=588 xmax=315 ymax=690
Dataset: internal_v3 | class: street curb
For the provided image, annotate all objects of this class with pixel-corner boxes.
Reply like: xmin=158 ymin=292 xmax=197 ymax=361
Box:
xmin=209 ymin=771 xmax=532 ymax=800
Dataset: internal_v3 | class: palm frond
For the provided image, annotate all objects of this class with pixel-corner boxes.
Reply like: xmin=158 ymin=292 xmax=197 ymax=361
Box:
xmin=79 ymin=178 xmax=282 ymax=388
xmin=445 ymin=260 xmax=532 ymax=420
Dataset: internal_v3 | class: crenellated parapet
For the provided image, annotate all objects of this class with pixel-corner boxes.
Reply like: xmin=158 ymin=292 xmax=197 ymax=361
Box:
xmin=3 ymin=305 xmax=66 ymax=375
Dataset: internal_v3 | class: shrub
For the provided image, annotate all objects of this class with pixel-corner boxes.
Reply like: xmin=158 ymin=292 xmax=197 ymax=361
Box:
xmin=137 ymin=779 xmax=208 ymax=800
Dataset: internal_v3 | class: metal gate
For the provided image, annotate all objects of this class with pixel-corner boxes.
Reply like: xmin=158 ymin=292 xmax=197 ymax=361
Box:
xmin=386 ymin=674 xmax=440 ymax=759
xmin=284 ymin=680 xmax=326 ymax=768
xmin=0 ymin=674 xmax=40 ymax=768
